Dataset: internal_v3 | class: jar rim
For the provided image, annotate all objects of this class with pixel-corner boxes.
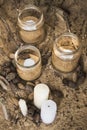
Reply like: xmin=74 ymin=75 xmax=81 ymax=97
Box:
xmin=18 ymin=5 xmax=44 ymax=31
xmin=55 ymin=32 xmax=82 ymax=55
xmin=15 ymin=45 xmax=41 ymax=69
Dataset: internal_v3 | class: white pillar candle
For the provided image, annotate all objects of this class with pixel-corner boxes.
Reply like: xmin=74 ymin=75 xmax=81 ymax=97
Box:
xmin=41 ymin=100 xmax=57 ymax=124
xmin=24 ymin=58 xmax=35 ymax=67
xmin=34 ymin=83 xmax=50 ymax=109
xmin=19 ymin=99 xmax=28 ymax=116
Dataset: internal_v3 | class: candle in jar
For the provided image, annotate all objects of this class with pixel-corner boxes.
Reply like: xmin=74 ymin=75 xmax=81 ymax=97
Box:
xmin=18 ymin=5 xmax=45 ymax=44
xmin=24 ymin=58 xmax=35 ymax=67
xmin=34 ymin=83 xmax=50 ymax=109
xmin=19 ymin=16 xmax=45 ymax=44
xmin=41 ymin=100 xmax=57 ymax=124
xmin=15 ymin=45 xmax=42 ymax=81
xmin=52 ymin=32 xmax=81 ymax=72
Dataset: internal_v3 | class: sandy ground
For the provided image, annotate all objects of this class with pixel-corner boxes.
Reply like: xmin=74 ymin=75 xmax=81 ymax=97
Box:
xmin=0 ymin=0 xmax=87 ymax=130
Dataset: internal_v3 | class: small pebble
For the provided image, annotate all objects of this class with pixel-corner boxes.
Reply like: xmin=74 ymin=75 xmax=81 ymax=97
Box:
xmin=77 ymin=75 xmax=86 ymax=86
xmin=6 ymin=72 xmax=16 ymax=81
xmin=3 ymin=62 xmax=11 ymax=68
xmin=63 ymin=78 xmax=77 ymax=88
xmin=3 ymin=68 xmax=11 ymax=75
xmin=16 ymin=90 xmax=27 ymax=99
xmin=77 ymin=71 xmax=86 ymax=79
xmin=52 ymin=90 xmax=64 ymax=98
xmin=9 ymin=53 xmax=15 ymax=59
xmin=68 ymin=80 xmax=77 ymax=88
xmin=12 ymin=78 xmax=20 ymax=84
xmin=62 ymin=78 xmax=69 ymax=86
xmin=25 ymin=84 xmax=34 ymax=94
xmin=9 ymin=82 xmax=18 ymax=92
xmin=26 ymin=82 xmax=35 ymax=87
xmin=18 ymin=83 xmax=25 ymax=90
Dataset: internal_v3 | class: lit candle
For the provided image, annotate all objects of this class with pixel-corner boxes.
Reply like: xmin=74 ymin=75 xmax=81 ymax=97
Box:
xmin=41 ymin=100 xmax=57 ymax=124
xmin=24 ymin=58 xmax=35 ymax=67
xmin=34 ymin=84 xmax=50 ymax=109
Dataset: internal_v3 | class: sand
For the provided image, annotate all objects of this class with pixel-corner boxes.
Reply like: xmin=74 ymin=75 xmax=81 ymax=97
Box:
xmin=0 ymin=0 xmax=87 ymax=130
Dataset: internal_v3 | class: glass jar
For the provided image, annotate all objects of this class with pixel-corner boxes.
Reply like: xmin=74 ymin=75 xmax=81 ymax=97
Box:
xmin=52 ymin=32 xmax=81 ymax=73
xmin=15 ymin=45 xmax=42 ymax=81
xmin=18 ymin=5 xmax=45 ymax=44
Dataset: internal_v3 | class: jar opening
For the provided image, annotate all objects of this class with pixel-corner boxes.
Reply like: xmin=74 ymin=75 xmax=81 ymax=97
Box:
xmin=15 ymin=45 xmax=41 ymax=69
xmin=55 ymin=32 xmax=81 ymax=55
xmin=18 ymin=5 xmax=44 ymax=31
